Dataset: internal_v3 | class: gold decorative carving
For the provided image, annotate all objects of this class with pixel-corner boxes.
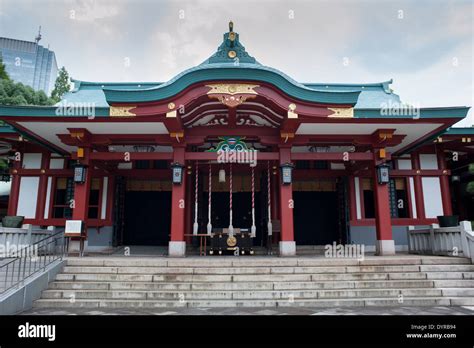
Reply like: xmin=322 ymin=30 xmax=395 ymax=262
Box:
xmin=166 ymin=110 xmax=177 ymax=118
xmin=109 ymin=106 xmax=136 ymax=117
xmin=206 ymin=83 xmax=259 ymax=96
xmin=227 ymin=236 xmax=237 ymax=247
xmin=168 ymin=102 xmax=175 ymax=110
xmin=328 ymin=107 xmax=354 ymax=118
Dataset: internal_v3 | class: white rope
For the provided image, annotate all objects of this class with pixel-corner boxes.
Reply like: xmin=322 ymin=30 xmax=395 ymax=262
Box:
xmin=193 ymin=161 xmax=198 ymax=235
xmin=267 ymin=161 xmax=273 ymax=236
xmin=207 ymin=163 xmax=212 ymax=235
xmin=228 ymin=163 xmax=234 ymax=237
xmin=251 ymin=165 xmax=256 ymax=238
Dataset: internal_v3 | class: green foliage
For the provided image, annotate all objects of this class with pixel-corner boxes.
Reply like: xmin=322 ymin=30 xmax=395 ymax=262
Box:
xmin=0 ymin=56 xmax=9 ymax=80
xmin=0 ymin=79 xmax=55 ymax=106
xmin=468 ymin=164 xmax=474 ymax=194
xmin=51 ymin=66 xmax=71 ymax=102
xmin=467 ymin=181 xmax=474 ymax=194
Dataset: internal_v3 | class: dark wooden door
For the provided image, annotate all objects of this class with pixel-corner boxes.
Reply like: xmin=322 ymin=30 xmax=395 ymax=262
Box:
xmin=123 ymin=191 xmax=171 ymax=246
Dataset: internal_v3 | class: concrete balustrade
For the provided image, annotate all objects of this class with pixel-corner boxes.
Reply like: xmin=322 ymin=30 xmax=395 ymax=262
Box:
xmin=0 ymin=225 xmax=56 ymax=255
xmin=407 ymin=221 xmax=474 ymax=263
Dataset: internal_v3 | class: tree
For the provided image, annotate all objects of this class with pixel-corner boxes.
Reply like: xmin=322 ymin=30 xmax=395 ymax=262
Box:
xmin=0 ymin=79 xmax=55 ymax=106
xmin=51 ymin=66 xmax=71 ymax=102
xmin=0 ymin=56 xmax=9 ymax=80
xmin=467 ymin=164 xmax=474 ymax=194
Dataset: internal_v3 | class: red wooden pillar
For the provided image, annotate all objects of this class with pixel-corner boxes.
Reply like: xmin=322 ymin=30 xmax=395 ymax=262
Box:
xmin=411 ymin=152 xmax=426 ymax=219
xmin=35 ymin=152 xmax=50 ymax=222
xmin=70 ymin=147 xmax=92 ymax=254
xmin=436 ymin=148 xmax=453 ymax=216
xmin=348 ymin=176 xmax=357 ymax=222
xmin=8 ymin=159 xmax=21 ymax=216
xmin=278 ymin=147 xmax=295 ymax=256
xmin=271 ymin=166 xmax=279 ymax=244
xmin=72 ymin=148 xmax=92 ymax=223
xmin=169 ymin=146 xmax=186 ymax=257
xmin=184 ymin=163 xmax=193 ymax=245
xmin=372 ymin=152 xmax=395 ymax=255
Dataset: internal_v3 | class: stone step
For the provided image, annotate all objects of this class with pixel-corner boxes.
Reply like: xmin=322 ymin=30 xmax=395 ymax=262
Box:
xmin=432 ymin=280 xmax=474 ymax=287
xmin=61 ymin=264 xmax=452 ymax=275
xmin=48 ymin=279 xmax=439 ymax=291
xmin=32 ymin=296 xmax=458 ymax=309
xmin=64 ymin=256 xmax=471 ymax=268
xmin=40 ymin=288 xmax=446 ymax=300
xmin=54 ymin=271 xmax=470 ymax=283
xmin=36 ymin=256 xmax=474 ymax=309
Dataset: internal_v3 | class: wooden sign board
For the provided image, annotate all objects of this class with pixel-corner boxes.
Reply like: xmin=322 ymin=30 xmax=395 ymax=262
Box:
xmin=65 ymin=220 xmax=84 ymax=237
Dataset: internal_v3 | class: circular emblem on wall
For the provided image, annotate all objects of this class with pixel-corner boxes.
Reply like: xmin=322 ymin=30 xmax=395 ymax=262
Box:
xmin=227 ymin=235 xmax=237 ymax=247
xmin=228 ymin=50 xmax=237 ymax=58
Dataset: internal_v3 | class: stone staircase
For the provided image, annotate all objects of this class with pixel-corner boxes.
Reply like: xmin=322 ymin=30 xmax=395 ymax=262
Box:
xmin=32 ymin=255 xmax=474 ymax=309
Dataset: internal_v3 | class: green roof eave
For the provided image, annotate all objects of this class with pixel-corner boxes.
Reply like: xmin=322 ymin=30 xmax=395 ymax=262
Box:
xmin=442 ymin=127 xmax=474 ymax=136
xmin=0 ymin=124 xmax=17 ymax=134
xmin=354 ymin=106 xmax=470 ymax=119
xmin=0 ymin=105 xmax=110 ymax=117
xmin=303 ymin=79 xmax=393 ymax=92
xmin=3 ymin=122 xmax=68 ymax=155
xmin=103 ymin=65 xmax=361 ymax=105
xmin=397 ymin=128 xmax=449 ymax=156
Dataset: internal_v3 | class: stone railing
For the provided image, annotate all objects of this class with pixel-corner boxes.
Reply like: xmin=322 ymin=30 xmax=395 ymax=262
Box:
xmin=407 ymin=221 xmax=474 ymax=263
xmin=0 ymin=225 xmax=56 ymax=252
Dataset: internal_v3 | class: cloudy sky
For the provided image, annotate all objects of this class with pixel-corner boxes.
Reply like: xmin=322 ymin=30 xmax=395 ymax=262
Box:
xmin=0 ymin=0 xmax=473 ymax=125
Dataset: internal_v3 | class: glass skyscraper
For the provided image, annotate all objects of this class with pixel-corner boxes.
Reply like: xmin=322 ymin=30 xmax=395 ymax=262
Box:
xmin=0 ymin=37 xmax=58 ymax=96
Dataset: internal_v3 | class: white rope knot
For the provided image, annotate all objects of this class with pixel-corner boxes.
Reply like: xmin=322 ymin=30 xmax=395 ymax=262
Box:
xmin=193 ymin=161 xmax=199 ymax=235
xmin=207 ymin=163 xmax=212 ymax=236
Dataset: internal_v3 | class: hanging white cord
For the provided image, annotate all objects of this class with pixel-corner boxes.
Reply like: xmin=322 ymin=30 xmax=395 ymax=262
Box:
xmin=193 ymin=161 xmax=199 ymax=235
xmin=228 ymin=163 xmax=234 ymax=237
xmin=207 ymin=163 xmax=212 ymax=235
xmin=267 ymin=161 xmax=273 ymax=236
xmin=251 ymin=165 xmax=256 ymax=238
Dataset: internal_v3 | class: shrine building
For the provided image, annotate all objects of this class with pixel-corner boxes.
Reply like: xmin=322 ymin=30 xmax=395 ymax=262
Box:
xmin=0 ymin=22 xmax=471 ymax=257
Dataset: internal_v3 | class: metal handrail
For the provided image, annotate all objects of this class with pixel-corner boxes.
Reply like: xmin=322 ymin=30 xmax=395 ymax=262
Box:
xmin=0 ymin=230 xmax=65 ymax=295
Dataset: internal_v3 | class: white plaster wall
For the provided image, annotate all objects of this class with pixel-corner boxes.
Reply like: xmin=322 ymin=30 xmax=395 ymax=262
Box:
xmin=49 ymin=158 xmax=64 ymax=169
xmin=408 ymin=177 xmax=417 ymax=218
xmin=22 ymin=153 xmax=42 ymax=169
xmin=44 ymin=177 xmax=52 ymax=219
xmin=17 ymin=177 xmax=40 ymax=218
xmin=421 ymin=177 xmax=443 ymax=218
xmin=354 ymin=177 xmax=361 ymax=220
xmin=397 ymin=159 xmax=412 ymax=170
xmin=101 ymin=177 xmax=108 ymax=219
xmin=330 ymin=163 xmax=345 ymax=170
xmin=419 ymin=154 xmax=438 ymax=170
xmin=118 ymin=163 xmax=132 ymax=169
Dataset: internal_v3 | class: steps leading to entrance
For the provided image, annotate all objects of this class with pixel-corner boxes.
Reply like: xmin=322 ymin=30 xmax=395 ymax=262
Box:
xmin=32 ymin=256 xmax=474 ymax=309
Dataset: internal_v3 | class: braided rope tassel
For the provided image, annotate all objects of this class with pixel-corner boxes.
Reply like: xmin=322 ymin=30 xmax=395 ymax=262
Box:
xmin=251 ymin=165 xmax=256 ymax=238
xmin=267 ymin=161 xmax=273 ymax=236
xmin=228 ymin=163 xmax=234 ymax=237
xmin=207 ymin=163 xmax=212 ymax=235
xmin=193 ymin=161 xmax=199 ymax=235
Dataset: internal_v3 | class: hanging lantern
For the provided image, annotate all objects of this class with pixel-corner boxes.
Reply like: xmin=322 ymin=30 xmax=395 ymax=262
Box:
xmin=219 ymin=168 xmax=226 ymax=183
xmin=171 ymin=162 xmax=184 ymax=184
xmin=280 ymin=162 xmax=294 ymax=185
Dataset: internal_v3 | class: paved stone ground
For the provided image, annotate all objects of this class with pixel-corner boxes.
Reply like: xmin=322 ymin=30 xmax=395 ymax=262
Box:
xmin=21 ymin=306 xmax=474 ymax=316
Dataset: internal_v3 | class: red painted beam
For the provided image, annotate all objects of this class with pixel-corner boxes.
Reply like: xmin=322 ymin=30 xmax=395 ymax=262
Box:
xmin=184 ymin=152 xmax=278 ymax=161
xmin=411 ymin=152 xmax=426 ymax=219
xmin=291 ymin=152 xmax=374 ymax=161
xmin=89 ymin=152 xmax=174 ymax=161
xmin=437 ymin=149 xmax=453 ymax=215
